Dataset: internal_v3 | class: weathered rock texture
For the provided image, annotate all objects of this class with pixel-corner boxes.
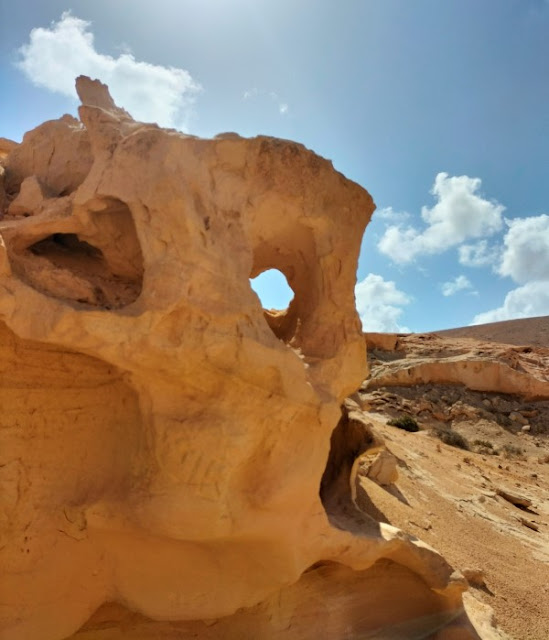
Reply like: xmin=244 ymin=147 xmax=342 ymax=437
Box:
xmin=365 ymin=333 xmax=549 ymax=402
xmin=1 ymin=78 xmax=482 ymax=639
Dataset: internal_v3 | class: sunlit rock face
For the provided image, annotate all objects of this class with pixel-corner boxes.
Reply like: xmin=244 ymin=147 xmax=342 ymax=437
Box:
xmin=1 ymin=78 xmax=476 ymax=640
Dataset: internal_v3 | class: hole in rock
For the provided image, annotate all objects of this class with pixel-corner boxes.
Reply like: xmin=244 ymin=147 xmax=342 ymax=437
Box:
xmin=30 ymin=233 xmax=102 ymax=261
xmin=8 ymin=197 xmax=145 ymax=309
xmin=319 ymin=408 xmax=378 ymax=532
xmin=20 ymin=225 xmax=143 ymax=309
xmin=250 ymin=269 xmax=294 ymax=311
xmin=250 ymin=268 xmax=298 ymax=343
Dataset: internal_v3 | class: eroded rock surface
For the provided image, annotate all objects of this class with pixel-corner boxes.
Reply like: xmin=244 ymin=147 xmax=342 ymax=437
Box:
xmin=364 ymin=332 xmax=549 ymax=402
xmin=1 ymin=77 xmax=485 ymax=640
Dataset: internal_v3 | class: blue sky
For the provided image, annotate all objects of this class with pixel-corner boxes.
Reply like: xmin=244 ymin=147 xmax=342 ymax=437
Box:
xmin=1 ymin=0 xmax=548 ymax=332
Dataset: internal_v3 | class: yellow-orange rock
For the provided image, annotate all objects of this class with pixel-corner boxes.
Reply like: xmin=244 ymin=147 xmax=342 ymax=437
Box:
xmin=364 ymin=331 xmax=401 ymax=351
xmin=0 ymin=77 xmax=482 ymax=640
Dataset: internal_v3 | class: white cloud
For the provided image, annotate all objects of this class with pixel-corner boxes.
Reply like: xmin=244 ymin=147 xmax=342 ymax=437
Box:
xmin=441 ymin=275 xmax=475 ymax=297
xmin=498 ymin=214 xmax=549 ymax=283
xmin=472 ymin=281 xmax=549 ymax=325
xmin=279 ymin=103 xmax=289 ymax=115
xmin=458 ymin=240 xmax=500 ymax=267
xmin=470 ymin=214 xmax=549 ymax=325
xmin=355 ymin=274 xmax=411 ymax=332
xmin=17 ymin=13 xmax=201 ymax=129
xmin=378 ymin=173 xmax=504 ymax=264
xmin=375 ymin=206 xmax=410 ymax=223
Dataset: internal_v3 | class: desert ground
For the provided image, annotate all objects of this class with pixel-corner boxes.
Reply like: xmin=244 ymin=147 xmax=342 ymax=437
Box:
xmin=355 ymin=316 xmax=549 ymax=640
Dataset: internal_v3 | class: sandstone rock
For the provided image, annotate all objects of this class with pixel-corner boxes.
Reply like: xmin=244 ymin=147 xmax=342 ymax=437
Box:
xmin=509 ymin=411 xmax=528 ymax=425
xmin=496 ymin=488 xmax=532 ymax=508
xmin=364 ymin=331 xmax=400 ymax=351
xmin=0 ymin=136 xmax=18 ymax=159
xmin=463 ymin=568 xmax=486 ymax=588
xmin=358 ymin=449 xmax=399 ymax=486
xmin=365 ymin=334 xmax=549 ymax=401
xmin=4 ymin=114 xmax=92 ymax=199
xmin=519 ymin=518 xmax=539 ymax=532
xmin=0 ymin=77 xmax=478 ymax=640
xmin=7 ymin=175 xmax=48 ymax=217
xmin=0 ymin=165 xmax=5 ymax=217
xmin=434 ymin=626 xmax=478 ymax=640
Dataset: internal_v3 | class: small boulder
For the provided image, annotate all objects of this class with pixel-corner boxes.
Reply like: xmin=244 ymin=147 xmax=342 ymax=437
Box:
xmin=7 ymin=175 xmax=47 ymax=217
xmin=496 ymin=488 xmax=532 ymax=508
xmin=509 ymin=411 xmax=528 ymax=426
xmin=462 ymin=568 xmax=486 ymax=588
xmin=359 ymin=450 xmax=398 ymax=486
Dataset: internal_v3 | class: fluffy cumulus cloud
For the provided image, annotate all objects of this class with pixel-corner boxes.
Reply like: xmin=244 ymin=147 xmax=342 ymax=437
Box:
xmin=355 ymin=274 xmax=411 ymax=332
xmin=472 ymin=281 xmax=549 ymax=325
xmin=498 ymin=214 xmax=549 ymax=283
xmin=17 ymin=13 xmax=201 ymax=129
xmin=472 ymin=214 xmax=549 ymax=324
xmin=378 ymin=173 xmax=504 ymax=264
xmin=458 ymin=240 xmax=500 ymax=268
xmin=441 ymin=275 xmax=475 ymax=297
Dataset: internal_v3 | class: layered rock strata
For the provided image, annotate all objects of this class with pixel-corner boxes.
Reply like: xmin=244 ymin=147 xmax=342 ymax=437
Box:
xmin=365 ymin=333 xmax=549 ymax=401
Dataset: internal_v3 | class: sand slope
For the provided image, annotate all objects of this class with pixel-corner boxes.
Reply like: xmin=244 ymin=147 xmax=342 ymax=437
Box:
xmin=356 ymin=320 xmax=549 ymax=639
xmin=433 ymin=316 xmax=549 ymax=348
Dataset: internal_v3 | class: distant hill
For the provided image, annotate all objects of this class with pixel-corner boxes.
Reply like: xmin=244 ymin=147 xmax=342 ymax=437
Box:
xmin=431 ymin=315 xmax=549 ymax=348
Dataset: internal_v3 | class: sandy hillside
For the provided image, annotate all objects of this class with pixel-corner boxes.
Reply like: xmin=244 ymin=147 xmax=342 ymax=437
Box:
xmin=353 ymin=321 xmax=549 ymax=640
xmin=432 ymin=315 xmax=549 ymax=348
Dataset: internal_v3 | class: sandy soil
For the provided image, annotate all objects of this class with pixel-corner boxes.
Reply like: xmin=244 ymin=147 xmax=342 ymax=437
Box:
xmin=355 ymin=317 xmax=549 ymax=640
xmin=355 ymin=415 xmax=549 ymax=640
xmin=432 ymin=316 xmax=549 ymax=348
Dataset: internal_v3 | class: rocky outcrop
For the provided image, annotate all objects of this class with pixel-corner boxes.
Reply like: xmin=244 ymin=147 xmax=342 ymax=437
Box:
xmin=0 ymin=136 xmax=18 ymax=159
xmin=1 ymin=77 xmax=481 ymax=639
xmin=364 ymin=331 xmax=401 ymax=351
xmin=365 ymin=333 xmax=549 ymax=401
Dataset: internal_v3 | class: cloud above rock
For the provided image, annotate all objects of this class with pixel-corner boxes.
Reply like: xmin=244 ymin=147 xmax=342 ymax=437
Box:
xmin=355 ymin=274 xmax=411 ymax=332
xmin=17 ymin=12 xmax=201 ymax=129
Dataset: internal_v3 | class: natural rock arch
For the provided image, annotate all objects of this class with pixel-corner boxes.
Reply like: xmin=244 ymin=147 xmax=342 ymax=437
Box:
xmin=0 ymin=77 xmax=481 ymax=640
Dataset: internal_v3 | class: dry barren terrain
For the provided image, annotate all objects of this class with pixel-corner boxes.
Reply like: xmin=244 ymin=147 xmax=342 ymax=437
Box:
xmin=355 ymin=317 xmax=549 ymax=639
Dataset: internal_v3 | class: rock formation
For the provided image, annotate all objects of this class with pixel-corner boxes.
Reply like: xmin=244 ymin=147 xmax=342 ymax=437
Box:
xmin=1 ymin=77 xmax=483 ymax=639
xmin=358 ymin=322 xmax=549 ymax=640
xmin=364 ymin=332 xmax=549 ymax=402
